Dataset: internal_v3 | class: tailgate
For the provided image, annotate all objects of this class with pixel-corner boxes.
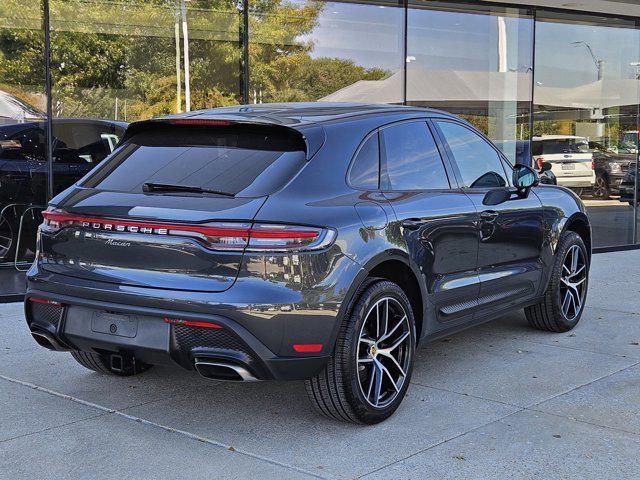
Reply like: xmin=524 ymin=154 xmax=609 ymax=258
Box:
xmin=40 ymin=193 xmax=266 ymax=292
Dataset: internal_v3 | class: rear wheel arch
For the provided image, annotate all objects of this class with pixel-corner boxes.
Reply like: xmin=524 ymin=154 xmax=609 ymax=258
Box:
xmin=361 ymin=253 xmax=425 ymax=341
xmin=563 ymin=214 xmax=592 ymax=260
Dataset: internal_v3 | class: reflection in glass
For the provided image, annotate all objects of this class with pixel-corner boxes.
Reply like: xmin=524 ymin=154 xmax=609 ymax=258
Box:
xmin=436 ymin=120 xmax=508 ymax=188
xmin=382 ymin=122 xmax=450 ymax=190
xmin=50 ymin=0 xmax=243 ymax=120
xmin=533 ymin=12 xmax=639 ymax=247
xmin=249 ymin=0 xmax=405 ymax=103
xmin=406 ymin=1 xmax=533 ymax=165
xmin=0 ymin=0 xmax=47 ymax=274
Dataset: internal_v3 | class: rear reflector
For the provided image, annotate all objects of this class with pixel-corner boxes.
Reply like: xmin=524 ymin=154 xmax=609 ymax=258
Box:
xmin=29 ymin=297 xmax=63 ymax=307
xmin=42 ymin=209 xmax=334 ymax=252
xmin=293 ymin=343 xmax=323 ymax=353
xmin=164 ymin=317 xmax=222 ymax=329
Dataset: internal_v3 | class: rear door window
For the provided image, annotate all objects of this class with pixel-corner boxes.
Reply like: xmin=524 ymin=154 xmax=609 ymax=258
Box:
xmin=381 ymin=121 xmax=450 ymax=190
xmin=82 ymin=125 xmax=307 ymax=197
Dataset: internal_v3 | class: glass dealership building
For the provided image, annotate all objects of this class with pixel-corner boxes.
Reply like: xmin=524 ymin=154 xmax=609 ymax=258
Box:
xmin=1 ymin=0 xmax=640 ymax=299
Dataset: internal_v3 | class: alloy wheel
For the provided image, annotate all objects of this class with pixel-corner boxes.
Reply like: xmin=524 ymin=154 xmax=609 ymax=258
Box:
xmin=0 ymin=215 xmax=13 ymax=260
xmin=592 ymin=176 xmax=608 ymax=199
xmin=559 ymin=244 xmax=587 ymax=321
xmin=356 ymin=297 xmax=412 ymax=409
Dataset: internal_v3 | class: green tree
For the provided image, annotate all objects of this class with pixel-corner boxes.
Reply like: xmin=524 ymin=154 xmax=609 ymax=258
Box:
xmin=1 ymin=0 xmax=391 ymax=122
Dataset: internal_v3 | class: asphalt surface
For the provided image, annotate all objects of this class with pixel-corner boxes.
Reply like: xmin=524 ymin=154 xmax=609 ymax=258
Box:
xmin=1 ymin=250 xmax=639 ymax=479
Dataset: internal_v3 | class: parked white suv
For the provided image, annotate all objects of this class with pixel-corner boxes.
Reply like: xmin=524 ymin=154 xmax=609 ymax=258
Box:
xmin=532 ymin=136 xmax=595 ymax=191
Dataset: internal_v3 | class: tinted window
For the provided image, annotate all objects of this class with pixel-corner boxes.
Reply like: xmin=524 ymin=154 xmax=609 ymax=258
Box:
xmin=0 ymin=124 xmax=47 ymax=161
xmin=381 ymin=122 xmax=449 ymax=190
xmin=349 ymin=133 xmax=379 ymax=189
xmin=436 ymin=121 xmax=507 ymax=188
xmin=540 ymin=138 xmax=589 ymax=154
xmin=82 ymin=126 xmax=306 ymax=197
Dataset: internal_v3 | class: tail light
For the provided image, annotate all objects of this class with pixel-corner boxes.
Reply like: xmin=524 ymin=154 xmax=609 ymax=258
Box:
xmin=591 ymin=160 xmax=595 ymax=170
xmin=41 ymin=209 xmax=335 ymax=252
xmin=29 ymin=297 xmax=63 ymax=307
xmin=535 ymin=156 xmax=544 ymax=169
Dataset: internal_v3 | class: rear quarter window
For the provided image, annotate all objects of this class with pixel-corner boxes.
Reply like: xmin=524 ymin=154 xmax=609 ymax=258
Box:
xmin=82 ymin=125 xmax=307 ymax=197
xmin=348 ymin=133 xmax=379 ymax=190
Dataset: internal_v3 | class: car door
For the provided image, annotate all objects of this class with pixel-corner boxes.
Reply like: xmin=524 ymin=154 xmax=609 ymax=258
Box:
xmin=433 ymin=120 xmax=544 ymax=318
xmin=379 ymin=120 xmax=480 ymax=331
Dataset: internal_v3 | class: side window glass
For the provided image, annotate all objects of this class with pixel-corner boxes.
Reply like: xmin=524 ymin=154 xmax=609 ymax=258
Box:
xmin=381 ymin=121 xmax=450 ymax=190
xmin=436 ymin=121 xmax=508 ymax=189
xmin=349 ymin=133 xmax=379 ymax=190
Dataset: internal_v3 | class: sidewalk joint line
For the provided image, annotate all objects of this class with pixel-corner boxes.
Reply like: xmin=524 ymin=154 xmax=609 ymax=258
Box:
xmin=0 ymin=374 xmax=327 ymax=480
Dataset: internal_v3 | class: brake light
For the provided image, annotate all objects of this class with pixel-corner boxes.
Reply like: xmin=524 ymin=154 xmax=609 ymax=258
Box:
xmin=591 ymin=160 xmax=595 ymax=170
xmin=166 ymin=119 xmax=232 ymax=126
xmin=535 ymin=157 xmax=544 ymax=169
xmin=41 ymin=209 xmax=335 ymax=252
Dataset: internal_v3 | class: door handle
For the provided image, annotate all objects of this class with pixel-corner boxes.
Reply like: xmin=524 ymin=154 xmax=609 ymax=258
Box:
xmin=480 ymin=210 xmax=499 ymax=222
xmin=401 ymin=218 xmax=425 ymax=230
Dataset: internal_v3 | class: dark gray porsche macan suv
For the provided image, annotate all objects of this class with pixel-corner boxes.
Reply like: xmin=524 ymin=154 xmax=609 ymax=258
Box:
xmin=25 ymin=103 xmax=591 ymax=424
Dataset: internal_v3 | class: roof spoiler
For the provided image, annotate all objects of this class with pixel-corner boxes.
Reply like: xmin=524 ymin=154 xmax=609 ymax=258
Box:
xmin=120 ymin=118 xmax=326 ymax=160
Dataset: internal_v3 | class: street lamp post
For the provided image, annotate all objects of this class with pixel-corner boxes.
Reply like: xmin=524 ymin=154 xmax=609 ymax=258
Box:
xmin=571 ymin=41 xmax=604 ymax=80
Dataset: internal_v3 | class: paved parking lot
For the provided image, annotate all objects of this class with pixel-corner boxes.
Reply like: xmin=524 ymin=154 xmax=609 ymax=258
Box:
xmin=1 ymin=250 xmax=640 ymax=479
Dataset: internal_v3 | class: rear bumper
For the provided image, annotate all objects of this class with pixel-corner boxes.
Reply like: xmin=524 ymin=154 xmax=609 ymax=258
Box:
xmin=25 ymin=250 xmax=366 ymax=380
xmin=557 ymin=177 xmax=595 ymax=188
xmin=24 ymin=290 xmax=331 ymax=381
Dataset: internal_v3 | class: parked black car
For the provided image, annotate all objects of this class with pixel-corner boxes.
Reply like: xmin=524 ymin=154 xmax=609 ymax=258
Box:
xmin=25 ymin=103 xmax=591 ymax=424
xmin=619 ymin=168 xmax=639 ymax=206
xmin=0 ymin=119 xmax=127 ymax=262
xmin=589 ymin=141 xmax=636 ymax=199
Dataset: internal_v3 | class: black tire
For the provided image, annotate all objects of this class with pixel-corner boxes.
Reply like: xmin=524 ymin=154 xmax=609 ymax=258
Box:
xmin=593 ymin=174 xmax=610 ymax=200
xmin=70 ymin=350 xmax=151 ymax=376
xmin=572 ymin=187 xmax=586 ymax=198
xmin=525 ymin=231 xmax=589 ymax=332
xmin=0 ymin=210 xmax=17 ymax=263
xmin=305 ymin=279 xmax=416 ymax=424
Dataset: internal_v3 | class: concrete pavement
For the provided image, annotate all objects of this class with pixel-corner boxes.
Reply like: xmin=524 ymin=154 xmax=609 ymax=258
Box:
xmin=1 ymin=250 xmax=639 ymax=479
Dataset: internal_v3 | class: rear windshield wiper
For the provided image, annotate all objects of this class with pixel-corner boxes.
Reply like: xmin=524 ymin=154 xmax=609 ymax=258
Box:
xmin=142 ymin=182 xmax=235 ymax=197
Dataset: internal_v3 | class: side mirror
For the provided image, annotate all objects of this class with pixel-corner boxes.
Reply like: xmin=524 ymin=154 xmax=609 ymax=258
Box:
xmin=540 ymin=161 xmax=552 ymax=173
xmin=513 ymin=164 xmax=539 ymax=192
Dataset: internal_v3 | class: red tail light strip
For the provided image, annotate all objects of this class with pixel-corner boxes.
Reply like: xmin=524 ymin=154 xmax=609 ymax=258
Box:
xmin=42 ymin=211 xmax=319 ymax=240
xmin=163 ymin=317 xmax=222 ymax=329
xmin=29 ymin=297 xmax=63 ymax=307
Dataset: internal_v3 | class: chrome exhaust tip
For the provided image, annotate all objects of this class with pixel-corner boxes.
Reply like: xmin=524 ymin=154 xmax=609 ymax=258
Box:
xmin=194 ymin=358 xmax=259 ymax=382
xmin=31 ymin=330 xmax=69 ymax=352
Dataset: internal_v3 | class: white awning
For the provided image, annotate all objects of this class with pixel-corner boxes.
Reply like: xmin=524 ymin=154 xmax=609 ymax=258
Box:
xmin=0 ymin=90 xmax=45 ymax=124
xmin=321 ymin=68 xmax=640 ymax=111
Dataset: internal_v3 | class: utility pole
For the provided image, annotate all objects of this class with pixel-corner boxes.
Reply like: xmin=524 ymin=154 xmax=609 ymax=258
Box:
xmin=181 ymin=0 xmax=191 ymax=111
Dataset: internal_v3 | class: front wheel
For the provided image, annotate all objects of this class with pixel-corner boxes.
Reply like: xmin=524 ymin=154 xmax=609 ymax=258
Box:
xmin=306 ymin=279 xmax=416 ymax=424
xmin=525 ymin=231 xmax=589 ymax=332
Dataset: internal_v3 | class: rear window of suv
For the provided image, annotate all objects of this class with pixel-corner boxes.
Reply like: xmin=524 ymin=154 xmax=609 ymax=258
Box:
xmin=534 ymin=139 xmax=589 ymax=155
xmin=81 ymin=125 xmax=307 ymax=197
